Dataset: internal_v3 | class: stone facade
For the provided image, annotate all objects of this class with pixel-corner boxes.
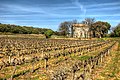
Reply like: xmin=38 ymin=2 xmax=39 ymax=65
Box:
xmin=72 ymin=24 xmax=90 ymax=38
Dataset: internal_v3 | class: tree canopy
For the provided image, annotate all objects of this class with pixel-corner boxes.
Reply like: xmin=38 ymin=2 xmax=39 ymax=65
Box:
xmin=44 ymin=29 xmax=54 ymax=38
xmin=0 ymin=23 xmax=53 ymax=34
xmin=111 ymin=23 xmax=120 ymax=37
xmin=92 ymin=21 xmax=111 ymax=38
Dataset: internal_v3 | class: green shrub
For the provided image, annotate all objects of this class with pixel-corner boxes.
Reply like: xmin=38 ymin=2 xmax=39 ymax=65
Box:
xmin=44 ymin=30 xmax=54 ymax=38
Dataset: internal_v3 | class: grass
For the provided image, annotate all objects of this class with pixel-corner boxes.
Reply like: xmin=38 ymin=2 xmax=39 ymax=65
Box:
xmin=71 ymin=55 xmax=91 ymax=61
xmin=13 ymin=70 xmax=30 ymax=78
xmin=93 ymin=51 xmax=120 ymax=79
xmin=101 ymin=51 xmax=120 ymax=79
xmin=94 ymin=38 xmax=120 ymax=80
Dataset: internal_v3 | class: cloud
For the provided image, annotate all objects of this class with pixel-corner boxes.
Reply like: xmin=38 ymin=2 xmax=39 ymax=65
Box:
xmin=1 ymin=13 xmax=120 ymax=19
xmin=0 ymin=0 xmax=120 ymax=30
xmin=0 ymin=4 xmax=47 ymax=14
xmin=103 ymin=20 xmax=120 ymax=23
xmin=0 ymin=3 xmax=76 ymax=17
xmin=50 ymin=6 xmax=78 ymax=10
xmin=87 ymin=6 xmax=120 ymax=11
xmin=0 ymin=19 xmax=59 ymax=22
xmin=85 ymin=2 xmax=120 ymax=12
xmin=86 ymin=2 xmax=120 ymax=8
xmin=71 ymin=0 xmax=86 ymax=16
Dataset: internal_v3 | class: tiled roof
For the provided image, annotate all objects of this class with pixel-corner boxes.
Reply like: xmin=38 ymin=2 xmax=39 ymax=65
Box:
xmin=72 ymin=24 xmax=88 ymax=27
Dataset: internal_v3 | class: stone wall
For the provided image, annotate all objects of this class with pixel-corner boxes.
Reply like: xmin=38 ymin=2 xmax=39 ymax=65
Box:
xmin=73 ymin=27 xmax=89 ymax=38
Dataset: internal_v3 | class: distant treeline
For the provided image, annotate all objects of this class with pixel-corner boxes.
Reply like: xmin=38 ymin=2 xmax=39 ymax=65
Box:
xmin=0 ymin=23 xmax=53 ymax=34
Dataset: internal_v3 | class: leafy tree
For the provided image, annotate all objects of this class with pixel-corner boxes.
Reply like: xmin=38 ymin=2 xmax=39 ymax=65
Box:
xmin=44 ymin=30 xmax=54 ymax=38
xmin=112 ymin=23 xmax=120 ymax=37
xmin=0 ymin=23 xmax=53 ymax=34
xmin=92 ymin=21 xmax=111 ymax=38
xmin=11 ymin=27 xmax=20 ymax=33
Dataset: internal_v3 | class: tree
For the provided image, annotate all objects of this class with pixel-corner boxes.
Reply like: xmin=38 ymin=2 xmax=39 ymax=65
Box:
xmin=58 ymin=20 xmax=78 ymax=37
xmin=53 ymin=31 xmax=61 ymax=36
xmin=72 ymin=19 xmax=78 ymax=24
xmin=44 ymin=29 xmax=54 ymax=38
xmin=58 ymin=21 xmax=71 ymax=36
xmin=92 ymin=21 xmax=111 ymax=38
xmin=82 ymin=18 xmax=95 ymax=38
xmin=82 ymin=18 xmax=95 ymax=26
xmin=112 ymin=23 xmax=120 ymax=37
xmin=0 ymin=23 xmax=53 ymax=35
xmin=70 ymin=20 xmax=78 ymax=37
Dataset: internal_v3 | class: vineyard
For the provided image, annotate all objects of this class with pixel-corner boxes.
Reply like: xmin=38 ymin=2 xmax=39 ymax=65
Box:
xmin=0 ymin=37 xmax=119 ymax=80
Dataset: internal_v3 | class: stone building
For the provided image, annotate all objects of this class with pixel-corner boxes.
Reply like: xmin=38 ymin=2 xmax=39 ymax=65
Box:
xmin=72 ymin=24 xmax=90 ymax=38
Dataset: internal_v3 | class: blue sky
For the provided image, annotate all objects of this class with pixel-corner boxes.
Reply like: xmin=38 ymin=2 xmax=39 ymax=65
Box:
xmin=0 ymin=0 xmax=120 ymax=31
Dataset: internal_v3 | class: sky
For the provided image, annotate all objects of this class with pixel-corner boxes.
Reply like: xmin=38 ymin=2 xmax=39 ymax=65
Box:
xmin=0 ymin=0 xmax=120 ymax=31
